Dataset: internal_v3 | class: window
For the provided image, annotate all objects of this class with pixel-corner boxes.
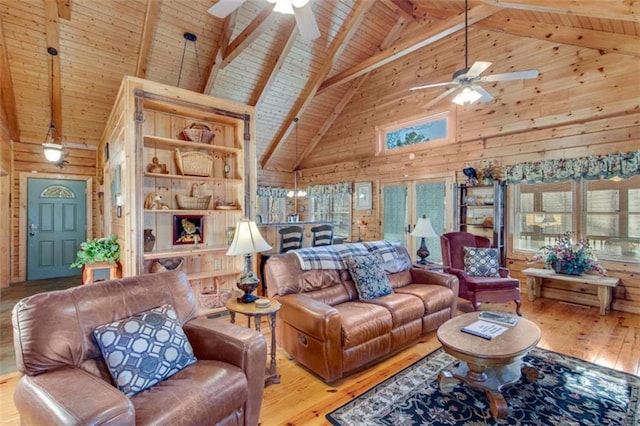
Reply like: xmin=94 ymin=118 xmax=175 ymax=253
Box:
xmin=256 ymin=187 xmax=287 ymax=223
xmin=512 ymin=175 xmax=640 ymax=262
xmin=376 ymin=111 xmax=452 ymax=155
xmin=311 ymin=193 xmax=351 ymax=239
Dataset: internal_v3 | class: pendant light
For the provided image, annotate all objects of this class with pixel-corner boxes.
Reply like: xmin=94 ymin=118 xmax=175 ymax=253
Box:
xmin=287 ymin=118 xmax=307 ymax=203
xmin=42 ymin=47 xmax=64 ymax=166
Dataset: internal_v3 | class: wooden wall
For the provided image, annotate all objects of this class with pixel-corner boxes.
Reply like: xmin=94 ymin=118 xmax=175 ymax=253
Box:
xmin=295 ymin=29 xmax=640 ymax=312
xmin=0 ymin=99 xmax=11 ymax=288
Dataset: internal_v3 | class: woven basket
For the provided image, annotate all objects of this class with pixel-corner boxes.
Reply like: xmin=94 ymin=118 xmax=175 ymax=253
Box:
xmin=151 ymin=257 xmax=184 ymax=273
xmin=180 ymin=123 xmax=215 ymax=144
xmin=199 ymin=288 xmax=232 ymax=309
xmin=174 ymin=148 xmax=213 ymax=177
xmin=176 ymin=193 xmax=211 ymax=209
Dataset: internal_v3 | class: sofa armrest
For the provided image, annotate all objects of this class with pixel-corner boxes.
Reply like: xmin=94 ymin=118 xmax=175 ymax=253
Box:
xmin=14 ymin=367 xmax=134 ymax=426
xmin=410 ymin=268 xmax=460 ymax=296
xmin=276 ymin=293 xmax=342 ymax=342
xmin=184 ymin=319 xmax=267 ymax=426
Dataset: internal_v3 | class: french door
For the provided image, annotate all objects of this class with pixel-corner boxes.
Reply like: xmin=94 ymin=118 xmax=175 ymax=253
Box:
xmin=382 ymin=177 xmax=453 ymax=263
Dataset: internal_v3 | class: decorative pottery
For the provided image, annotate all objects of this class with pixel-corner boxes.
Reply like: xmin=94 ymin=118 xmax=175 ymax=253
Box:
xmin=143 ymin=229 xmax=156 ymax=252
xmin=552 ymin=261 xmax=584 ymax=276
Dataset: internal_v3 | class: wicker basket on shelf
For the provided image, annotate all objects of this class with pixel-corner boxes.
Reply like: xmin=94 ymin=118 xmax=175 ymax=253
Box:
xmin=174 ymin=148 xmax=213 ymax=177
xmin=199 ymin=285 xmax=232 ymax=309
xmin=180 ymin=123 xmax=215 ymax=144
xmin=176 ymin=183 xmax=211 ymax=210
xmin=151 ymin=257 xmax=184 ymax=273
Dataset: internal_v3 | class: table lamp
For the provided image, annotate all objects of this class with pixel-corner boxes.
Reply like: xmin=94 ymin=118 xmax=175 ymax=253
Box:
xmin=410 ymin=215 xmax=438 ymax=264
xmin=226 ymin=218 xmax=272 ymax=303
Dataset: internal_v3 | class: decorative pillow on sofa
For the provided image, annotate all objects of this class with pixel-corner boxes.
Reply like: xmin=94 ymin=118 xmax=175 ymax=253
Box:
xmin=344 ymin=255 xmax=393 ymax=300
xmin=93 ymin=304 xmax=197 ymax=397
xmin=463 ymin=247 xmax=500 ymax=277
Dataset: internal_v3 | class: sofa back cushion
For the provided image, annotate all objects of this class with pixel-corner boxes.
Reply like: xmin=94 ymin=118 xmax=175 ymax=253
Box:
xmin=13 ymin=271 xmax=198 ymax=377
xmin=265 ymin=242 xmax=414 ymax=304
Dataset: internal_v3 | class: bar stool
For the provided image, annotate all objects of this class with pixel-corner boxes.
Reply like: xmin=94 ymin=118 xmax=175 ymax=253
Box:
xmin=279 ymin=226 xmax=303 ymax=253
xmin=311 ymin=224 xmax=333 ymax=246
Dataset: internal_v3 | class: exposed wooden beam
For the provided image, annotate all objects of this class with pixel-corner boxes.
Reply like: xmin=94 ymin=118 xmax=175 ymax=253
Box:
xmin=380 ymin=0 xmax=415 ymax=22
xmin=135 ymin=0 xmax=160 ymax=78
xmin=249 ymin=17 xmax=296 ymax=107
xmin=0 ymin=14 xmax=19 ymax=141
xmin=222 ymin=3 xmax=276 ymax=68
xmin=296 ymin=16 xmax=408 ymax=168
xmin=56 ymin=0 xmax=71 ymax=20
xmin=317 ymin=4 xmax=499 ymax=95
xmin=482 ymin=0 xmax=640 ymax=23
xmin=202 ymin=12 xmax=237 ymax=94
xmin=476 ymin=15 xmax=640 ymax=57
xmin=260 ymin=0 xmax=376 ymax=170
xmin=44 ymin=0 xmax=62 ymax=143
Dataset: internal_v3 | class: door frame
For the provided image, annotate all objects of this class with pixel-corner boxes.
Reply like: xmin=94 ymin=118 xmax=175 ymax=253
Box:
xmin=18 ymin=172 xmax=93 ymax=282
xmin=380 ymin=172 xmax=455 ymax=256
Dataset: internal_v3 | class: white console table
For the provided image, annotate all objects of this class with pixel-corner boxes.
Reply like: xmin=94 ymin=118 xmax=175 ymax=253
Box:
xmin=523 ymin=268 xmax=620 ymax=315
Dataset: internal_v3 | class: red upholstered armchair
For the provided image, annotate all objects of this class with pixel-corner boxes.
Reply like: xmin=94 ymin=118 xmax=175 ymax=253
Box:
xmin=441 ymin=231 xmax=522 ymax=315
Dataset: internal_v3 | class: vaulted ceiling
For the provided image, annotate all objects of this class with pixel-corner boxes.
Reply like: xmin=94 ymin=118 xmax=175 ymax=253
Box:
xmin=1 ymin=1 xmax=638 ymax=174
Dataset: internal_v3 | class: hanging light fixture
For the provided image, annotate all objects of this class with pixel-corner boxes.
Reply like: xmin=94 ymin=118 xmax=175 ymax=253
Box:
xmin=451 ymin=0 xmax=482 ymax=106
xmin=287 ymin=118 xmax=307 ymax=201
xmin=177 ymin=32 xmax=202 ymax=89
xmin=42 ymin=47 xmax=64 ymax=166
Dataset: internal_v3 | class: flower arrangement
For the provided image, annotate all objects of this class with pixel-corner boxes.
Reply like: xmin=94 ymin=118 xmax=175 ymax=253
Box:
xmin=479 ymin=161 xmax=495 ymax=184
xmin=528 ymin=232 xmax=606 ymax=276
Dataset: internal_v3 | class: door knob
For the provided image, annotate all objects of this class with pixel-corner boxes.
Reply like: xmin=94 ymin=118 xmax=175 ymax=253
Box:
xmin=28 ymin=223 xmax=38 ymax=237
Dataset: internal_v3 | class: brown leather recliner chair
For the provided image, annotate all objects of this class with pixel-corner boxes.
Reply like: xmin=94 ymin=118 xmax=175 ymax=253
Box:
xmin=12 ymin=271 xmax=267 ymax=425
xmin=441 ymin=231 xmax=522 ymax=315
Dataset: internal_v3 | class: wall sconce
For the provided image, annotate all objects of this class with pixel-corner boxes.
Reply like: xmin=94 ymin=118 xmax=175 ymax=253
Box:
xmin=116 ymin=194 xmax=124 ymax=218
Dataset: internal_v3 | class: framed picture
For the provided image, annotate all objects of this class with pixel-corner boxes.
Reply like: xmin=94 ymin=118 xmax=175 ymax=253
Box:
xmin=355 ymin=182 xmax=372 ymax=210
xmin=173 ymin=215 xmax=204 ymax=245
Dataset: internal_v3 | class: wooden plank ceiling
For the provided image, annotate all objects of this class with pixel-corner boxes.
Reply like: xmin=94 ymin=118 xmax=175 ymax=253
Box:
xmin=1 ymin=0 xmax=638 ymax=173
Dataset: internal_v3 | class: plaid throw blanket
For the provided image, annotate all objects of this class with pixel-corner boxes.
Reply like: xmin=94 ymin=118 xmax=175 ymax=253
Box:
xmin=292 ymin=240 xmax=399 ymax=270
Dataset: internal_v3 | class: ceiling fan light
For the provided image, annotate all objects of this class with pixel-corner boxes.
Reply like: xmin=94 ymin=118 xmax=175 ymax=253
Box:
xmin=291 ymin=0 xmax=309 ymax=7
xmin=452 ymin=86 xmax=482 ymax=105
xmin=273 ymin=0 xmax=294 ymax=14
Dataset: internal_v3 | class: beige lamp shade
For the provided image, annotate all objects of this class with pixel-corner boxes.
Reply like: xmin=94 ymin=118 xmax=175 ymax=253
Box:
xmin=226 ymin=218 xmax=272 ymax=256
xmin=410 ymin=215 xmax=438 ymax=238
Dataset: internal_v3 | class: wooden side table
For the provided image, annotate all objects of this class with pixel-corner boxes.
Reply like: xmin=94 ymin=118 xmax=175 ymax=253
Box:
xmin=82 ymin=262 xmax=119 ymax=284
xmin=225 ymin=297 xmax=282 ymax=386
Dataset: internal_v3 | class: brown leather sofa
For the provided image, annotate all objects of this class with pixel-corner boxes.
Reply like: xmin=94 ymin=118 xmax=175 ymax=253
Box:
xmin=264 ymin=243 xmax=458 ymax=382
xmin=12 ymin=271 xmax=267 ymax=425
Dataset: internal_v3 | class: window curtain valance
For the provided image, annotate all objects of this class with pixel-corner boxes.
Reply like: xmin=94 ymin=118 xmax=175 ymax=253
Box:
xmin=307 ymin=182 xmax=352 ymax=198
xmin=257 ymin=186 xmax=288 ymax=198
xmin=503 ymin=150 xmax=640 ymax=184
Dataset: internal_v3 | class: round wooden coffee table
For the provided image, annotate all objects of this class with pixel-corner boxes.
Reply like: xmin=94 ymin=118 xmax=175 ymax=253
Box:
xmin=436 ymin=312 xmax=541 ymax=419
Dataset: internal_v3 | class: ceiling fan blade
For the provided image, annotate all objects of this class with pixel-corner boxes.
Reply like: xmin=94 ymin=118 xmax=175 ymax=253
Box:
xmin=481 ymin=69 xmax=539 ymax=82
xmin=409 ymin=81 xmax=457 ymax=91
xmin=465 ymin=61 xmax=492 ymax=78
xmin=474 ymin=85 xmax=494 ymax=103
xmin=293 ymin=3 xmax=320 ymax=40
xmin=423 ymin=86 xmax=460 ymax=110
xmin=208 ymin=0 xmax=246 ymax=18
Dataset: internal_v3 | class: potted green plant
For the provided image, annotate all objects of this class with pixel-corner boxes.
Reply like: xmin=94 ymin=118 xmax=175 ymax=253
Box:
xmin=70 ymin=235 xmax=121 ymax=268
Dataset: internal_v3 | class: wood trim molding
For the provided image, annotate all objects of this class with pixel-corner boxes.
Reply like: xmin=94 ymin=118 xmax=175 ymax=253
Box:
xmin=222 ymin=3 xmax=277 ymax=68
xmin=481 ymin=0 xmax=640 ymax=23
xmin=202 ymin=12 xmax=237 ymax=94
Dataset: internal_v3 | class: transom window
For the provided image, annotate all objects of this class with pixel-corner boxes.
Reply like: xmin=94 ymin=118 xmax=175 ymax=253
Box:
xmin=376 ymin=111 xmax=452 ymax=155
xmin=512 ymin=175 xmax=640 ymax=263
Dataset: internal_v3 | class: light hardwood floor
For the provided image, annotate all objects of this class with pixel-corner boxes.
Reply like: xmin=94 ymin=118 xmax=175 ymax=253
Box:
xmin=1 ymin=295 xmax=639 ymax=425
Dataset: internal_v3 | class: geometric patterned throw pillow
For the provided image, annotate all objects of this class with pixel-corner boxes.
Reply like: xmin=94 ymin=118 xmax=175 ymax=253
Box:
xmin=344 ymin=255 xmax=394 ymax=300
xmin=463 ymin=247 xmax=500 ymax=277
xmin=93 ymin=304 xmax=197 ymax=397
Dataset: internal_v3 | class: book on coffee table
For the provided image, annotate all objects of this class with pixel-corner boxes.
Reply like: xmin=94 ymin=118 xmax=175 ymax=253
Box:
xmin=478 ymin=311 xmax=520 ymax=327
xmin=461 ymin=320 xmax=508 ymax=340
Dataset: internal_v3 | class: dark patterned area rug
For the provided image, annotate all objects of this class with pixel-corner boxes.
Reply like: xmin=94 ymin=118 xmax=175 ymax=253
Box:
xmin=326 ymin=347 xmax=639 ymax=425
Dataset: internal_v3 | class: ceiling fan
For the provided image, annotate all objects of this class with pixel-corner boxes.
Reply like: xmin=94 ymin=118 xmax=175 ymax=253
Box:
xmin=208 ymin=0 xmax=320 ymax=40
xmin=410 ymin=0 xmax=539 ymax=109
